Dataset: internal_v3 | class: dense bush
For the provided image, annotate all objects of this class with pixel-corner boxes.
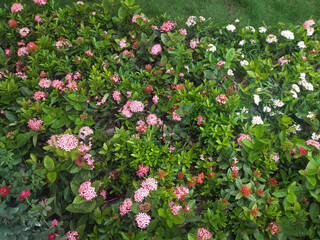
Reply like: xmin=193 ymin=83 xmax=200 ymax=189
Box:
xmin=0 ymin=0 xmax=320 ymax=239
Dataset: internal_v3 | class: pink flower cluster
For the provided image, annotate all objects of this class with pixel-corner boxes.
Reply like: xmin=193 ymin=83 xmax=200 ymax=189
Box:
xmin=119 ymin=198 xmax=133 ymax=216
xmin=51 ymin=219 xmax=59 ymax=228
xmin=19 ymin=28 xmax=30 ymax=37
xmin=78 ymin=181 xmax=97 ymax=201
xmin=27 ymin=118 xmax=43 ymax=130
xmin=272 ymin=152 xmax=280 ymax=162
xmin=170 ymin=203 xmax=182 ymax=215
xmin=119 ymin=39 xmax=126 ymax=49
xmin=190 ymin=39 xmax=199 ymax=49
xmin=197 ymin=115 xmax=204 ymax=125
xmin=33 ymin=0 xmax=47 ymax=5
xmin=160 ymin=21 xmax=177 ymax=32
xmin=136 ymin=120 xmax=148 ymax=133
xmin=306 ymin=139 xmax=320 ymax=151
xmin=39 ymin=78 xmax=51 ymax=88
xmin=66 ymin=231 xmax=79 ymax=240
xmin=52 ymin=80 xmax=64 ymax=89
xmin=237 ymin=134 xmax=252 ymax=147
xmin=113 ymin=91 xmax=121 ymax=101
xmin=173 ymin=186 xmax=189 ymax=200
xmin=135 ymin=212 xmax=151 ymax=229
xmin=134 ymin=187 xmax=150 ymax=202
xmin=121 ymin=100 xmax=144 ymax=117
xmin=216 ymin=94 xmax=228 ymax=104
xmin=268 ymin=222 xmax=280 ymax=234
xmin=197 ymin=228 xmax=213 ymax=240
xmin=136 ymin=164 xmax=150 ymax=177
xmin=141 ymin=178 xmax=158 ymax=191
xmin=17 ymin=47 xmax=29 ymax=57
xmin=55 ymin=134 xmax=78 ymax=151
xmin=303 ymin=19 xmax=315 ymax=29
xmin=152 ymin=95 xmax=159 ymax=104
xmin=147 ymin=114 xmax=162 ymax=126
xmin=172 ymin=111 xmax=182 ymax=121
xmin=85 ymin=50 xmax=94 ymax=57
xmin=11 ymin=3 xmax=23 ymax=13
xmin=150 ymin=44 xmax=162 ymax=55
xmin=110 ymin=74 xmax=121 ymax=83
xmin=33 ymin=91 xmax=47 ymax=100
xmin=178 ymin=29 xmax=187 ymax=35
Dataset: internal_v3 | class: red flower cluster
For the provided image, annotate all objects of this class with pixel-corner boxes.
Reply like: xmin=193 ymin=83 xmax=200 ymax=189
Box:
xmin=299 ymin=147 xmax=307 ymax=156
xmin=240 ymin=185 xmax=252 ymax=197
xmin=0 ymin=186 xmax=10 ymax=197
xmin=19 ymin=190 xmax=30 ymax=200
xmin=269 ymin=177 xmax=278 ymax=186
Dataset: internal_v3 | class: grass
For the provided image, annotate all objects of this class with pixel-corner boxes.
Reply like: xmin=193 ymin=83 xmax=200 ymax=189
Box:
xmin=1 ymin=0 xmax=320 ymax=27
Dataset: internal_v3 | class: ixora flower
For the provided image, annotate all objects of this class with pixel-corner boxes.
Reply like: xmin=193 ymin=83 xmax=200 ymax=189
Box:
xmin=197 ymin=228 xmax=213 ymax=240
xmin=150 ymin=44 xmax=162 ymax=55
xmin=237 ymin=134 xmax=252 ymax=147
xmin=251 ymin=116 xmax=263 ymax=125
xmin=134 ymin=187 xmax=150 ymax=202
xmin=11 ymin=3 xmax=23 ymax=13
xmin=33 ymin=91 xmax=47 ymax=100
xmin=216 ymin=94 xmax=228 ymax=104
xmin=0 ymin=186 xmax=10 ymax=197
xmin=135 ymin=212 xmax=151 ymax=229
xmin=240 ymin=185 xmax=252 ymax=197
xmin=226 ymin=24 xmax=236 ymax=32
xmin=268 ymin=222 xmax=280 ymax=234
xmin=78 ymin=126 xmax=93 ymax=140
xmin=56 ymin=134 xmax=79 ymax=151
xmin=281 ymin=30 xmax=294 ymax=40
xmin=303 ymin=19 xmax=315 ymax=29
xmin=19 ymin=190 xmax=30 ymax=200
xmin=66 ymin=231 xmax=79 ymax=240
xmin=78 ymin=181 xmax=97 ymax=201
xmin=33 ymin=0 xmax=47 ymax=5
xmin=266 ymin=34 xmax=277 ymax=43
xmin=27 ymin=118 xmax=43 ymax=130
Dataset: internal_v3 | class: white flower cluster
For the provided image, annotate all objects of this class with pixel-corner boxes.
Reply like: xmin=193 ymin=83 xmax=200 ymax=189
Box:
xmin=297 ymin=41 xmax=306 ymax=49
xmin=240 ymin=60 xmax=249 ymax=66
xmin=306 ymin=27 xmax=314 ymax=37
xmin=206 ymin=44 xmax=216 ymax=53
xmin=266 ymin=34 xmax=277 ymax=43
xmin=290 ymin=84 xmax=300 ymax=99
xmin=239 ymin=40 xmax=246 ymax=46
xmin=186 ymin=16 xmax=197 ymax=27
xmin=226 ymin=24 xmax=236 ymax=32
xmin=290 ymin=124 xmax=302 ymax=134
xmin=227 ymin=69 xmax=234 ymax=76
xmin=273 ymin=99 xmax=284 ymax=107
xmin=246 ymin=26 xmax=255 ymax=33
xmin=263 ymin=106 xmax=271 ymax=113
xmin=298 ymin=73 xmax=314 ymax=91
xmin=312 ymin=132 xmax=320 ymax=141
xmin=259 ymin=26 xmax=267 ymax=33
xmin=252 ymin=116 xmax=264 ymax=125
xmin=307 ymin=111 xmax=316 ymax=119
xmin=281 ymin=30 xmax=294 ymax=40
xmin=253 ymin=94 xmax=260 ymax=105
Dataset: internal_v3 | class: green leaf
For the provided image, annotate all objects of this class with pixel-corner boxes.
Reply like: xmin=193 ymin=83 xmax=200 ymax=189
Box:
xmin=188 ymin=233 xmax=198 ymax=240
xmin=226 ymin=48 xmax=235 ymax=62
xmin=66 ymin=200 xmax=96 ymax=213
xmin=44 ymin=156 xmax=55 ymax=171
xmin=254 ymin=125 xmax=264 ymax=139
xmin=273 ymin=189 xmax=287 ymax=198
xmin=310 ymin=203 xmax=319 ymax=220
xmin=285 ymin=194 xmax=296 ymax=204
xmin=73 ymin=195 xmax=86 ymax=204
xmin=158 ymin=208 xmax=166 ymax=218
xmin=241 ymin=139 xmax=254 ymax=149
xmin=306 ymin=159 xmax=317 ymax=175
xmin=119 ymin=232 xmax=131 ymax=240
xmin=47 ymin=171 xmax=57 ymax=183
xmin=5 ymin=111 xmax=17 ymax=122
xmin=171 ymin=215 xmax=185 ymax=224
xmin=306 ymin=176 xmax=317 ymax=186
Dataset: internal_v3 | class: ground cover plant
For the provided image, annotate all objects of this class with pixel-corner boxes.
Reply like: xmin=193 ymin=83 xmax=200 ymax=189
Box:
xmin=0 ymin=0 xmax=320 ymax=239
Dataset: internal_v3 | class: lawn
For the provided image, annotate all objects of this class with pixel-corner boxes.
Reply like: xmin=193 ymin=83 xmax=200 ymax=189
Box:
xmin=1 ymin=0 xmax=320 ymax=27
